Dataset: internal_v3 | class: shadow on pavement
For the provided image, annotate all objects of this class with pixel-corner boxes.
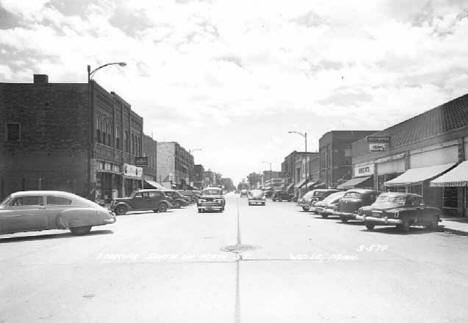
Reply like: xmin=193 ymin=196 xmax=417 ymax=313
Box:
xmin=0 ymin=229 xmax=114 ymax=243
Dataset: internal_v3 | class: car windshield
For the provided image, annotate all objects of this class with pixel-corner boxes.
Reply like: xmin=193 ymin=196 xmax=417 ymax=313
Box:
xmin=202 ymin=189 xmax=222 ymax=195
xmin=0 ymin=195 xmax=12 ymax=207
xmin=373 ymin=193 xmax=406 ymax=207
xmin=322 ymin=191 xmax=346 ymax=203
xmin=343 ymin=192 xmax=361 ymax=199
xmin=249 ymin=190 xmax=264 ymax=198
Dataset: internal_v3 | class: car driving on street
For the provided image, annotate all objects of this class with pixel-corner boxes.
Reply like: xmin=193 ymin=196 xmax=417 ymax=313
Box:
xmin=356 ymin=192 xmax=441 ymax=232
xmin=111 ymin=189 xmax=172 ymax=215
xmin=197 ymin=187 xmax=225 ymax=213
xmin=0 ymin=191 xmax=116 ymax=235
xmin=248 ymin=189 xmax=266 ymax=206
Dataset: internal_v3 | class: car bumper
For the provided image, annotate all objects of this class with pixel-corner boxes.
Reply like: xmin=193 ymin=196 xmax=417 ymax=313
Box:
xmin=334 ymin=212 xmax=358 ymax=220
xmin=249 ymin=199 xmax=265 ymax=204
xmin=356 ymin=215 xmax=403 ymax=225
xmin=198 ymin=204 xmax=223 ymax=210
xmin=103 ymin=215 xmax=117 ymax=224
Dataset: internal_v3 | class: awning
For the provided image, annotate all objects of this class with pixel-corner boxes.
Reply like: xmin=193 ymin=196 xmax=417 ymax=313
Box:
xmin=430 ymin=161 xmax=468 ymax=187
xmin=306 ymin=180 xmax=325 ymax=189
xmin=144 ymin=180 xmax=164 ymax=189
xmin=295 ymin=179 xmax=307 ymax=188
xmin=384 ymin=163 xmax=455 ymax=187
xmin=337 ymin=176 xmax=372 ymax=190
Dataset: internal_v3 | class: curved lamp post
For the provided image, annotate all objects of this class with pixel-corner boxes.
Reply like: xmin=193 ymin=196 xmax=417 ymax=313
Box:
xmin=87 ymin=62 xmax=127 ymax=82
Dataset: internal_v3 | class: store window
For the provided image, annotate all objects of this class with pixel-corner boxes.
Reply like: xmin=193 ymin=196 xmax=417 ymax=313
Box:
xmin=442 ymin=187 xmax=458 ymax=208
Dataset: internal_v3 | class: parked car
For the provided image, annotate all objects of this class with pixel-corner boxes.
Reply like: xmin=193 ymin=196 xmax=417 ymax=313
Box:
xmin=298 ymin=189 xmax=340 ymax=211
xmin=197 ymin=187 xmax=225 ymax=213
xmin=0 ymin=191 xmax=116 ymax=235
xmin=177 ymin=190 xmax=198 ymax=203
xmin=356 ymin=192 xmax=441 ymax=232
xmin=160 ymin=190 xmax=188 ymax=208
xmin=248 ymin=189 xmax=266 ymax=206
xmin=334 ymin=189 xmax=379 ymax=223
xmin=110 ymin=189 xmax=172 ymax=215
xmin=311 ymin=191 xmax=347 ymax=217
xmin=272 ymin=190 xmax=293 ymax=202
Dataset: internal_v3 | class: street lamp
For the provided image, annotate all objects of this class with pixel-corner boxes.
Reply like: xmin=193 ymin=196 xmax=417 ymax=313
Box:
xmin=87 ymin=62 xmax=127 ymax=81
xmin=288 ymin=130 xmax=309 ymax=188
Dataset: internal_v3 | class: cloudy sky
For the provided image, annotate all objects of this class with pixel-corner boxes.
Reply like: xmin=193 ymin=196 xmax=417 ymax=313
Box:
xmin=1 ymin=0 xmax=468 ymax=183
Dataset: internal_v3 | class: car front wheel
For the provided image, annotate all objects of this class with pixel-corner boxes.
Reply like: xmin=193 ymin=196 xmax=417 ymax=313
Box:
xmin=70 ymin=226 xmax=92 ymax=235
xmin=302 ymin=206 xmax=309 ymax=212
xmin=158 ymin=203 xmax=168 ymax=212
xmin=340 ymin=216 xmax=348 ymax=223
xmin=321 ymin=214 xmax=328 ymax=219
xmin=173 ymin=201 xmax=181 ymax=208
xmin=114 ymin=205 xmax=127 ymax=216
xmin=365 ymin=222 xmax=375 ymax=230
xmin=398 ymin=220 xmax=410 ymax=233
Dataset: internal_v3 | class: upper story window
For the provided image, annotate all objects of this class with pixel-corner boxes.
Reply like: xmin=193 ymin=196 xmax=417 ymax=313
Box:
xmin=5 ymin=123 xmax=20 ymax=142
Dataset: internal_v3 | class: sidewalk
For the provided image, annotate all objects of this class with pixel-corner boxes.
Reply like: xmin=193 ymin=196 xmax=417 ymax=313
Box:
xmin=440 ymin=217 xmax=468 ymax=235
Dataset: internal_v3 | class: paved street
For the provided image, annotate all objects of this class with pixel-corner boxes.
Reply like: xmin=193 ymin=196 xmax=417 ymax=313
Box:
xmin=1 ymin=193 xmax=468 ymax=323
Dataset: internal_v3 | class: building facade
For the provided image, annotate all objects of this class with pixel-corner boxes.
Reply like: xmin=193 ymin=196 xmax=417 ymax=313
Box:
xmin=247 ymin=172 xmax=262 ymax=189
xmin=142 ymin=134 xmax=157 ymax=183
xmin=0 ymin=74 xmax=144 ymax=202
xmin=351 ymin=93 xmax=468 ymax=217
xmin=156 ymin=142 xmax=194 ymax=189
xmin=319 ymin=130 xmax=376 ymax=188
xmin=193 ymin=164 xmax=205 ymax=189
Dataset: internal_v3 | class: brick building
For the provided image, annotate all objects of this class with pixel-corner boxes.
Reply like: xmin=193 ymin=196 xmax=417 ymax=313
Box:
xmin=351 ymin=93 xmax=468 ymax=217
xmin=156 ymin=142 xmax=194 ymax=189
xmin=142 ymin=134 xmax=157 ymax=185
xmin=0 ymin=74 xmax=144 ymax=201
xmin=281 ymin=151 xmax=317 ymax=193
xmin=319 ymin=130 xmax=376 ymax=188
xmin=247 ymin=172 xmax=262 ymax=188
xmin=193 ymin=164 xmax=205 ymax=189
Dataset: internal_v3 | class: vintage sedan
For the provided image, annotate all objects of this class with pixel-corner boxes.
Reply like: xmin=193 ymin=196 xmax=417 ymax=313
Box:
xmin=0 ymin=191 xmax=116 ymax=236
xmin=111 ymin=189 xmax=172 ymax=215
xmin=334 ymin=189 xmax=380 ymax=223
xmin=312 ymin=191 xmax=346 ymax=218
xmin=271 ymin=190 xmax=293 ymax=202
xmin=356 ymin=192 xmax=441 ymax=232
xmin=298 ymin=189 xmax=339 ymax=211
xmin=197 ymin=187 xmax=225 ymax=213
xmin=160 ymin=189 xmax=188 ymax=208
xmin=248 ymin=189 xmax=266 ymax=206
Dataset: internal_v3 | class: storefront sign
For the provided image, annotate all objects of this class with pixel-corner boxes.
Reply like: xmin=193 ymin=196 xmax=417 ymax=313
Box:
xmin=367 ymin=136 xmax=390 ymax=152
xmin=354 ymin=163 xmax=374 ymax=177
xmin=123 ymin=163 xmax=143 ymax=178
xmin=135 ymin=156 xmax=149 ymax=167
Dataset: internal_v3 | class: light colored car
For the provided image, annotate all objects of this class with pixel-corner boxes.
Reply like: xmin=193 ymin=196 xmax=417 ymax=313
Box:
xmin=0 ymin=191 xmax=116 ymax=235
xmin=312 ymin=191 xmax=346 ymax=217
xmin=248 ymin=189 xmax=266 ymax=206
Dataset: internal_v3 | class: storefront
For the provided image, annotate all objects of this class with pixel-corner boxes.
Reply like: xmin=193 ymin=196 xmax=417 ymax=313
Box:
xmin=95 ymin=161 xmax=121 ymax=203
xmin=123 ymin=163 xmax=143 ymax=197
xmin=338 ymin=162 xmax=374 ymax=190
xmin=375 ymin=153 xmax=407 ymax=192
xmin=431 ymin=160 xmax=468 ymax=217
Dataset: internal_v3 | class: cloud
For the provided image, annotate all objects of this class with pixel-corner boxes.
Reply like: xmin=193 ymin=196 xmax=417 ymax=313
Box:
xmin=1 ymin=0 xmax=468 ymax=183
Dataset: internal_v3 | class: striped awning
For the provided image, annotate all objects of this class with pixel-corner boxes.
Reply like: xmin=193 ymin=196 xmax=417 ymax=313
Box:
xmin=430 ymin=161 xmax=468 ymax=187
xmin=144 ymin=180 xmax=164 ymax=189
xmin=385 ymin=163 xmax=455 ymax=187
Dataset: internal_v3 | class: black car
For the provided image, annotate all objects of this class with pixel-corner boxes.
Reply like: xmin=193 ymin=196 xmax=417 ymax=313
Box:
xmin=159 ymin=190 xmax=188 ymax=208
xmin=356 ymin=192 xmax=441 ymax=232
xmin=272 ymin=191 xmax=293 ymax=202
xmin=111 ymin=189 xmax=172 ymax=215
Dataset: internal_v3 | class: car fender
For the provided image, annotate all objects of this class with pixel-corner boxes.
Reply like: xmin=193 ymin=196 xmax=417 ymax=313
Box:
xmin=58 ymin=208 xmax=100 ymax=228
xmin=160 ymin=200 xmax=173 ymax=208
xmin=113 ymin=202 xmax=132 ymax=211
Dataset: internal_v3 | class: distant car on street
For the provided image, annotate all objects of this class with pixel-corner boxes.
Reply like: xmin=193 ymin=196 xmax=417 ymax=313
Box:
xmin=298 ymin=189 xmax=339 ymax=211
xmin=197 ymin=187 xmax=225 ymax=213
xmin=334 ymin=189 xmax=379 ymax=223
xmin=272 ymin=190 xmax=293 ymax=202
xmin=240 ymin=189 xmax=248 ymax=197
xmin=111 ymin=189 xmax=172 ymax=215
xmin=248 ymin=189 xmax=266 ymax=206
xmin=356 ymin=192 xmax=441 ymax=232
xmin=0 ymin=191 xmax=116 ymax=235
xmin=311 ymin=191 xmax=347 ymax=217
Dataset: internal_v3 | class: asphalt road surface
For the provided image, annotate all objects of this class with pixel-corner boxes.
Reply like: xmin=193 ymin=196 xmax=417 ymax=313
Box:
xmin=1 ymin=193 xmax=468 ymax=323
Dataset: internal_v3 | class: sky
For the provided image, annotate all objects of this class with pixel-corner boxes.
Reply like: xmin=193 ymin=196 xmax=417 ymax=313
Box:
xmin=1 ymin=0 xmax=468 ymax=184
